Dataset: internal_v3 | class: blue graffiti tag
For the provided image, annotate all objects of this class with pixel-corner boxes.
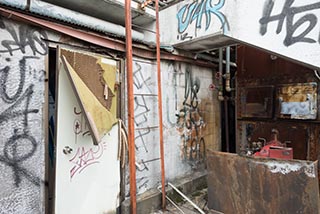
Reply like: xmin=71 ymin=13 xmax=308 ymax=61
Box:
xmin=177 ymin=0 xmax=229 ymax=34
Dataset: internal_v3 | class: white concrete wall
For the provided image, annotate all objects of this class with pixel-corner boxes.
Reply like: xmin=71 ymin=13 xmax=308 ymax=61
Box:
xmin=160 ymin=0 xmax=229 ymax=45
xmin=161 ymin=0 xmax=320 ymax=69
xmin=0 ymin=17 xmax=47 ymax=213
xmin=125 ymin=58 xmax=220 ymax=196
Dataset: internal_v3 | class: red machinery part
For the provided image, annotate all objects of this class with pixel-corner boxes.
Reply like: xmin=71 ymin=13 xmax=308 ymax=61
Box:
xmin=254 ymin=144 xmax=293 ymax=160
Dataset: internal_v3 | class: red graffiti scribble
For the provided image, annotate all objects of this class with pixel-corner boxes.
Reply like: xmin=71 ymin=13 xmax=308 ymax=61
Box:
xmin=69 ymin=142 xmax=107 ymax=179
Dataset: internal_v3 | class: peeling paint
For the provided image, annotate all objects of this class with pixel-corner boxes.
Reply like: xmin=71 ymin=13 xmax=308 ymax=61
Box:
xmin=264 ymin=161 xmax=316 ymax=178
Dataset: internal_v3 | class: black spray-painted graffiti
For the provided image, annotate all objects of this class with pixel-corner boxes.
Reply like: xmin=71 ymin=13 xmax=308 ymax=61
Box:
xmin=176 ymin=0 xmax=229 ymax=41
xmin=165 ymin=63 xmax=180 ymax=127
xmin=176 ymin=67 xmax=206 ymax=164
xmin=0 ymin=18 xmax=48 ymax=188
xmin=260 ymin=0 xmax=320 ymax=46
xmin=131 ymin=61 xmax=158 ymax=193
xmin=0 ymin=57 xmax=40 ymax=187
xmin=0 ymin=17 xmax=48 ymax=56
xmin=133 ymin=62 xmax=153 ymax=153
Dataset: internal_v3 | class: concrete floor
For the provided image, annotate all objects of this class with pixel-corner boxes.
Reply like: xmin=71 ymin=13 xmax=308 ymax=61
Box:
xmin=152 ymin=189 xmax=208 ymax=214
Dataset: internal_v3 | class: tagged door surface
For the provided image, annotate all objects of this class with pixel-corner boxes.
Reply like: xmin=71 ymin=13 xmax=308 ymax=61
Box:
xmin=54 ymin=48 xmax=120 ymax=214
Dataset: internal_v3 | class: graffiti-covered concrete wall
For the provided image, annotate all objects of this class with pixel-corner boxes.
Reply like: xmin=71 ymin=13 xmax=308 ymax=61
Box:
xmin=0 ymin=17 xmax=47 ymax=213
xmin=125 ymin=58 xmax=220 ymax=196
xmin=160 ymin=0 xmax=320 ymax=69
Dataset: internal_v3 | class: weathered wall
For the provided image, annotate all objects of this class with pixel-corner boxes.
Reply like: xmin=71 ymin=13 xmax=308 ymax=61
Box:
xmin=0 ymin=17 xmax=47 ymax=213
xmin=125 ymin=58 xmax=220 ymax=196
xmin=160 ymin=0 xmax=320 ymax=69
xmin=236 ymin=46 xmax=320 ymax=168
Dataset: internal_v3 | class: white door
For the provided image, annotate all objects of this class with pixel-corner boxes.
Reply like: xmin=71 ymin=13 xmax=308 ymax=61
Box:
xmin=54 ymin=48 xmax=121 ymax=214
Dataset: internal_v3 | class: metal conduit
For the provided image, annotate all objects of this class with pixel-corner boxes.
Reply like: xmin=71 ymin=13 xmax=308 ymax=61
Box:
xmin=218 ymin=48 xmax=224 ymax=101
xmin=155 ymin=0 xmax=166 ymax=209
xmin=225 ymin=46 xmax=231 ymax=92
xmin=125 ymin=0 xmax=137 ymax=213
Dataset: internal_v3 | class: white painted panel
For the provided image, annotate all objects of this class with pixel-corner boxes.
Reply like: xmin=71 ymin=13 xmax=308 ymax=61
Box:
xmin=55 ymin=56 xmax=120 ymax=214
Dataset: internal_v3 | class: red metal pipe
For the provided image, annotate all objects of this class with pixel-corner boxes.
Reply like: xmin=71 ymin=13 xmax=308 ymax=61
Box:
xmin=125 ymin=0 xmax=137 ymax=213
xmin=155 ymin=0 xmax=166 ymax=210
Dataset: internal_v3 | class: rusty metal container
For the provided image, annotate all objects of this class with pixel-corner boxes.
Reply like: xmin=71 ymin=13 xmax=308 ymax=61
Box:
xmin=207 ymin=150 xmax=319 ymax=214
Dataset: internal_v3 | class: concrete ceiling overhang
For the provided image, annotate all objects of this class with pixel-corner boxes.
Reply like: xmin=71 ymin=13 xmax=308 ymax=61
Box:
xmin=40 ymin=0 xmax=155 ymax=26
xmin=174 ymin=33 xmax=237 ymax=53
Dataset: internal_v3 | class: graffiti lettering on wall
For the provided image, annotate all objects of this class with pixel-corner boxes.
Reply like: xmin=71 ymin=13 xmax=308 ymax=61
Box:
xmin=130 ymin=61 xmax=159 ymax=193
xmin=0 ymin=15 xmax=45 ymax=213
xmin=69 ymin=141 xmax=107 ymax=180
xmin=69 ymin=107 xmax=108 ymax=179
xmin=260 ymin=0 xmax=320 ymax=46
xmin=73 ymin=107 xmax=91 ymax=142
xmin=0 ymin=17 xmax=48 ymax=56
xmin=176 ymin=67 xmax=206 ymax=164
xmin=133 ymin=62 xmax=154 ymax=153
xmin=176 ymin=0 xmax=229 ymax=41
xmin=165 ymin=63 xmax=180 ymax=127
xmin=0 ymin=17 xmax=48 ymax=190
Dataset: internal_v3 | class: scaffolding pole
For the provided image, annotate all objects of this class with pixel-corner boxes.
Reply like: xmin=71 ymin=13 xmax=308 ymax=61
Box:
xmin=125 ymin=0 xmax=137 ymax=212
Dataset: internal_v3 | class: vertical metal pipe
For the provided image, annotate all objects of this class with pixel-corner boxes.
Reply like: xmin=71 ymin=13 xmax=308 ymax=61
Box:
xmin=224 ymin=98 xmax=230 ymax=152
xmin=125 ymin=0 xmax=137 ymax=213
xmin=155 ymin=0 xmax=166 ymax=209
xmin=218 ymin=48 xmax=224 ymax=101
xmin=225 ymin=46 xmax=231 ymax=92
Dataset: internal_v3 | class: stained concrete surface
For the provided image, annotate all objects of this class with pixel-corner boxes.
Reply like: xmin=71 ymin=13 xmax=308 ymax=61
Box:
xmin=152 ymin=188 xmax=208 ymax=214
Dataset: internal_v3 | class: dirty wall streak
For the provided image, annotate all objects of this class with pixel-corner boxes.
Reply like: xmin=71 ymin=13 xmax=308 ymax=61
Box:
xmin=163 ymin=61 xmax=220 ymax=178
xmin=0 ymin=17 xmax=47 ymax=214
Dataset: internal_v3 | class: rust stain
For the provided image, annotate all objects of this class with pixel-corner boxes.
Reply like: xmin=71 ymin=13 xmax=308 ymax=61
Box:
xmin=277 ymin=83 xmax=317 ymax=120
xmin=207 ymin=151 xmax=319 ymax=214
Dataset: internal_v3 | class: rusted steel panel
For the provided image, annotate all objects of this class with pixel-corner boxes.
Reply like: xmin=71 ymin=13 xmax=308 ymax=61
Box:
xmin=239 ymin=86 xmax=274 ymax=119
xmin=207 ymin=151 xmax=319 ymax=214
xmin=276 ymin=83 xmax=317 ymax=120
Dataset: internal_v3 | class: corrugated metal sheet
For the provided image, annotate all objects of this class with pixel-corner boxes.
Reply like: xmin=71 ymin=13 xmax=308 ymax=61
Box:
xmin=0 ymin=7 xmax=215 ymax=68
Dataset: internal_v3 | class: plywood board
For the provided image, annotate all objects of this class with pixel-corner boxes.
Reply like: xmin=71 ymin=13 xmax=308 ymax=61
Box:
xmin=61 ymin=49 xmax=117 ymax=144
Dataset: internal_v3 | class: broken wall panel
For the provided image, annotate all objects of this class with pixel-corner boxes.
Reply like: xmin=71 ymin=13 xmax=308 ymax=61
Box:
xmin=207 ymin=151 xmax=320 ymax=214
xmin=60 ymin=48 xmax=119 ymax=144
